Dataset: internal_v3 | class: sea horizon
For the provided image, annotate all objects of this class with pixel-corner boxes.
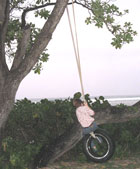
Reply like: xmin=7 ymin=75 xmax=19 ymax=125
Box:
xmin=16 ymin=95 xmax=140 ymax=106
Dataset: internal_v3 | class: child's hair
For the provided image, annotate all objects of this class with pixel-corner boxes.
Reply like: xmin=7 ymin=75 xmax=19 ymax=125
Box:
xmin=73 ymin=98 xmax=84 ymax=107
xmin=73 ymin=99 xmax=83 ymax=104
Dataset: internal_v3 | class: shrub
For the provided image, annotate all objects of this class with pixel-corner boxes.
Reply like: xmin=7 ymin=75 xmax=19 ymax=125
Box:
xmin=1 ymin=97 xmax=76 ymax=168
xmin=1 ymin=96 xmax=140 ymax=168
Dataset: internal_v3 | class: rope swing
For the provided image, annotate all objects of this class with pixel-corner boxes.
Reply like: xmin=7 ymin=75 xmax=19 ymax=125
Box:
xmin=66 ymin=1 xmax=85 ymax=101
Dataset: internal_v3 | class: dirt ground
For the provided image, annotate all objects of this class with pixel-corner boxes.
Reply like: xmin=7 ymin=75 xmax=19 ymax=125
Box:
xmin=40 ymin=156 xmax=140 ymax=169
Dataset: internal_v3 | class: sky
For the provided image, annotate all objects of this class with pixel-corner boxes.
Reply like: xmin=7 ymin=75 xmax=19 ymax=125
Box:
xmin=16 ymin=0 xmax=140 ymax=99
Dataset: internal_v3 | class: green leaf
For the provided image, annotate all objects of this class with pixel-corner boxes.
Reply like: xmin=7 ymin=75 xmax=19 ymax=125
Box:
xmin=85 ymin=17 xmax=92 ymax=25
xmin=73 ymin=92 xmax=81 ymax=99
xmin=33 ymin=62 xmax=42 ymax=74
xmin=35 ymin=9 xmax=50 ymax=19
xmin=86 ymin=0 xmax=137 ymax=49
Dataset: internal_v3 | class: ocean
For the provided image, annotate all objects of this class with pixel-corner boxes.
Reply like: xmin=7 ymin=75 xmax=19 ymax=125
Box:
xmin=101 ymin=96 xmax=140 ymax=106
xmin=30 ymin=96 xmax=140 ymax=106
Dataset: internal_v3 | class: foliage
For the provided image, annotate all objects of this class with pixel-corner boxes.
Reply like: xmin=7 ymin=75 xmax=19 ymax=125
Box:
xmin=85 ymin=0 xmax=137 ymax=48
xmin=1 ymin=94 xmax=140 ymax=168
xmin=6 ymin=0 xmax=137 ymax=74
xmin=1 ymin=97 xmax=76 ymax=168
xmin=35 ymin=9 xmax=50 ymax=19
xmin=7 ymin=0 xmax=51 ymax=73
xmin=91 ymin=96 xmax=111 ymax=111
xmin=33 ymin=49 xmax=49 ymax=74
xmin=73 ymin=93 xmax=111 ymax=111
xmin=102 ymin=119 xmax=140 ymax=158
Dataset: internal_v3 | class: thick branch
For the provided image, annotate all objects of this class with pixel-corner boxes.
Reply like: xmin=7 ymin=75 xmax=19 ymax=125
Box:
xmin=35 ymin=103 xmax=140 ymax=168
xmin=0 ymin=0 xmax=7 ymax=26
xmin=32 ymin=122 xmax=82 ymax=168
xmin=11 ymin=26 xmax=31 ymax=71
xmin=21 ymin=1 xmax=74 ymax=27
xmin=0 ymin=0 xmax=9 ymax=74
xmin=16 ymin=0 xmax=69 ymax=80
xmin=95 ymin=104 xmax=140 ymax=125
xmin=21 ymin=2 xmax=56 ymax=27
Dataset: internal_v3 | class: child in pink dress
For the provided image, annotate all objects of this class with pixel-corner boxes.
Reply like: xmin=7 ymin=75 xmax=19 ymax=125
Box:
xmin=73 ymin=99 xmax=98 ymax=135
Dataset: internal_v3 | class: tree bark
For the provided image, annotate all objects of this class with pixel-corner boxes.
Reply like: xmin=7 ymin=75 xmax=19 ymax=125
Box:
xmin=34 ymin=103 xmax=140 ymax=168
xmin=12 ymin=0 xmax=69 ymax=80
xmin=32 ymin=122 xmax=82 ymax=168
xmin=0 ymin=0 xmax=69 ymax=137
xmin=0 ymin=0 xmax=9 ymax=75
xmin=0 ymin=0 xmax=11 ymax=135
xmin=0 ymin=74 xmax=21 ymax=137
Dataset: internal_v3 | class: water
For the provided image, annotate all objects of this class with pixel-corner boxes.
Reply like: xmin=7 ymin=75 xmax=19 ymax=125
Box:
xmin=30 ymin=96 xmax=140 ymax=106
xmin=102 ymin=96 xmax=140 ymax=106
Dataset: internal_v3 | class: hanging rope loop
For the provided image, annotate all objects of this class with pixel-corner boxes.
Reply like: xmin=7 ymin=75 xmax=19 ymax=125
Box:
xmin=66 ymin=1 xmax=85 ymax=101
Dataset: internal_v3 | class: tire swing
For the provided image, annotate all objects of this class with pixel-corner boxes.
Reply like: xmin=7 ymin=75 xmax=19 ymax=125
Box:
xmin=66 ymin=1 xmax=115 ymax=163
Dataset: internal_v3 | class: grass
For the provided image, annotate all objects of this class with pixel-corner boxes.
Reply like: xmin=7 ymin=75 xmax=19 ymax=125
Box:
xmin=40 ymin=155 xmax=140 ymax=169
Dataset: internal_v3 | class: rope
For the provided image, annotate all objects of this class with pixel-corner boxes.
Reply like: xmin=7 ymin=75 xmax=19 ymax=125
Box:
xmin=66 ymin=1 xmax=85 ymax=101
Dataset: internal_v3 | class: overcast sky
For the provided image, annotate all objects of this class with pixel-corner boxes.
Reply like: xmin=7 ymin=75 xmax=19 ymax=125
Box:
xmin=16 ymin=0 xmax=140 ymax=99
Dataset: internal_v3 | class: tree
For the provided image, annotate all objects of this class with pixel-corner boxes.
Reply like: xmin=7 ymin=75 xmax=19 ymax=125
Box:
xmin=0 ymin=0 xmax=69 ymax=132
xmin=0 ymin=0 xmax=138 ymax=168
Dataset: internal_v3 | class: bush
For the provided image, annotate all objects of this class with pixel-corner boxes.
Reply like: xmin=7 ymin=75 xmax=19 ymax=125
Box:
xmin=1 ymin=96 xmax=140 ymax=168
xmin=101 ymin=118 xmax=140 ymax=158
xmin=1 ymin=98 xmax=76 ymax=169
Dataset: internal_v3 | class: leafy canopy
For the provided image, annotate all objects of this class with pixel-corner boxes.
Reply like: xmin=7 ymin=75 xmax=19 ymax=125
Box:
xmin=7 ymin=0 xmax=137 ymax=74
xmin=85 ymin=0 xmax=137 ymax=48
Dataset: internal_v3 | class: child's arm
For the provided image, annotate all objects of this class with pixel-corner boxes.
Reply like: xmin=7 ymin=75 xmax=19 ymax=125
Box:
xmin=84 ymin=101 xmax=95 ymax=116
xmin=76 ymin=109 xmax=84 ymax=126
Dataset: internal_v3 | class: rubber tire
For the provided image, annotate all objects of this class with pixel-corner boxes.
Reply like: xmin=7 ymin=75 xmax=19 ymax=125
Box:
xmin=83 ymin=128 xmax=115 ymax=163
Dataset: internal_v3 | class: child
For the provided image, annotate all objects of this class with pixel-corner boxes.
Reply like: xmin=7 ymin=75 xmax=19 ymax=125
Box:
xmin=73 ymin=98 xmax=98 ymax=135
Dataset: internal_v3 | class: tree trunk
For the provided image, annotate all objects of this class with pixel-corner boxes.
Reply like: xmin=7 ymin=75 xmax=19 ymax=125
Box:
xmin=34 ymin=103 xmax=140 ymax=168
xmin=0 ymin=0 xmax=69 ymax=137
xmin=0 ymin=75 xmax=20 ymax=137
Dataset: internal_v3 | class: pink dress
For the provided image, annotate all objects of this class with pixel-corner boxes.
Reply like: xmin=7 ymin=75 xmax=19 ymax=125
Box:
xmin=76 ymin=105 xmax=95 ymax=128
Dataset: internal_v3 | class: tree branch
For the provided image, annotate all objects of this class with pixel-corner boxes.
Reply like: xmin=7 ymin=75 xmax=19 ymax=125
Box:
xmin=15 ymin=0 xmax=69 ymax=80
xmin=11 ymin=25 xmax=31 ymax=71
xmin=33 ymin=103 xmax=140 ymax=168
xmin=33 ymin=122 xmax=82 ymax=168
xmin=95 ymin=105 xmax=140 ymax=125
xmin=21 ymin=2 xmax=56 ymax=27
xmin=75 ymin=0 xmax=91 ymax=11
xmin=21 ymin=1 xmax=75 ymax=27
xmin=0 ymin=0 xmax=10 ymax=74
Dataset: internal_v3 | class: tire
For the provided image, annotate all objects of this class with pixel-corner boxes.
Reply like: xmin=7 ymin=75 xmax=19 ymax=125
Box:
xmin=83 ymin=128 xmax=115 ymax=163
